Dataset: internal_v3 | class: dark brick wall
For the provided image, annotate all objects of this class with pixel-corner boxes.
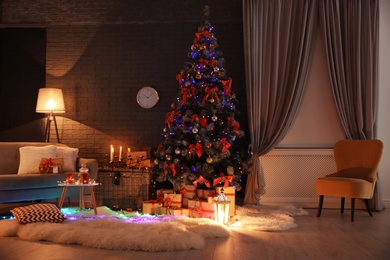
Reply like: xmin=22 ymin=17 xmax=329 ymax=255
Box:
xmin=0 ymin=0 xmax=249 ymax=166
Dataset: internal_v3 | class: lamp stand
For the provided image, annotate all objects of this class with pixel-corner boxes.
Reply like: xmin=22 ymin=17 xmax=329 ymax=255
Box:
xmin=45 ymin=112 xmax=60 ymax=143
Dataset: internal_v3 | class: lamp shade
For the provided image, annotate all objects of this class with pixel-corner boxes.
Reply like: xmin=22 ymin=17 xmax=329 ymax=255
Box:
xmin=36 ymin=88 xmax=65 ymax=113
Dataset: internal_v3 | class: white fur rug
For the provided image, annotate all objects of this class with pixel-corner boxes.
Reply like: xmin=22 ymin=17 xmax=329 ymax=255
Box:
xmin=0 ymin=205 xmax=308 ymax=251
xmin=234 ymin=205 xmax=309 ymax=231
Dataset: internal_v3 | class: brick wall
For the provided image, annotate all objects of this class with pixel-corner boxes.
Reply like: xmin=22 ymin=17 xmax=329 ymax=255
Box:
xmin=1 ymin=0 xmax=249 ymax=166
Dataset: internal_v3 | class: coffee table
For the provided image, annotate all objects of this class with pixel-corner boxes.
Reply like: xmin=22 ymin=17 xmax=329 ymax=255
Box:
xmin=58 ymin=183 xmax=100 ymax=215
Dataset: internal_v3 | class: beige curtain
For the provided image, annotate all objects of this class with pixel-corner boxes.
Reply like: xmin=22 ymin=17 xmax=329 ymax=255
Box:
xmin=242 ymin=0 xmax=318 ymax=204
xmin=319 ymin=0 xmax=383 ymax=210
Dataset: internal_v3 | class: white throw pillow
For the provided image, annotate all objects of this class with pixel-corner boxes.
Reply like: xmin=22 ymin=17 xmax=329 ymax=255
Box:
xmin=18 ymin=145 xmax=57 ymax=174
xmin=56 ymin=146 xmax=79 ymax=172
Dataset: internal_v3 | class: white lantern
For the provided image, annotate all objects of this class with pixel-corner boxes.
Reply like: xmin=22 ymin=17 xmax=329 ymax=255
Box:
xmin=214 ymin=187 xmax=230 ymax=225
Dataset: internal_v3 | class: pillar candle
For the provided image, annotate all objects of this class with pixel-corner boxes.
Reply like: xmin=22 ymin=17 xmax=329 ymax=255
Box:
xmin=110 ymin=145 xmax=114 ymax=162
xmin=119 ymin=146 xmax=123 ymax=159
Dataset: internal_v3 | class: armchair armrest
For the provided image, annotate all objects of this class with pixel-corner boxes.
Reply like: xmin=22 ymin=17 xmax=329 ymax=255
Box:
xmin=77 ymin=158 xmax=98 ymax=181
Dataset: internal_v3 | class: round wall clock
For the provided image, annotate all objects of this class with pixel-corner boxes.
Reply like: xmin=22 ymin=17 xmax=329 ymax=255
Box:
xmin=136 ymin=86 xmax=159 ymax=109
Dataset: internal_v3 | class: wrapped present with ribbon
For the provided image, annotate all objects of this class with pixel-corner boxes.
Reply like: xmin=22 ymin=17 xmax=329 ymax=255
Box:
xmin=215 ymin=186 xmax=235 ymax=217
xmin=180 ymin=185 xmax=196 ymax=199
xmin=196 ymin=189 xmax=215 ymax=200
xmin=163 ymin=193 xmax=182 ymax=208
xmin=142 ymin=200 xmax=162 ymax=215
xmin=182 ymin=198 xmax=189 ymax=208
xmin=156 ymin=189 xmax=174 ymax=203
xmin=160 ymin=206 xmax=189 ymax=216
xmin=188 ymin=199 xmax=215 ymax=219
xmin=39 ymin=158 xmax=64 ymax=173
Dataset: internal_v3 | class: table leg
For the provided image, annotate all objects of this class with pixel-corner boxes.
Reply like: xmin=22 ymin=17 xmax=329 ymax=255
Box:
xmin=79 ymin=186 xmax=85 ymax=210
xmin=58 ymin=186 xmax=68 ymax=209
xmin=90 ymin=186 xmax=97 ymax=215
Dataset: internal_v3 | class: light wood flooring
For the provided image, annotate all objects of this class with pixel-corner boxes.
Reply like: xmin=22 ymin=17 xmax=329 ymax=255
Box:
xmin=0 ymin=208 xmax=389 ymax=260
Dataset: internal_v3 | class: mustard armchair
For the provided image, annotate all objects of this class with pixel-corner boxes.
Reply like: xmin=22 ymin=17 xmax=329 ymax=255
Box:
xmin=316 ymin=139 xmax=383 ymax=221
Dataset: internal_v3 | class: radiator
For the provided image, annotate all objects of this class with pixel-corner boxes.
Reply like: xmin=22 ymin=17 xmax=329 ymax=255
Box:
xmin=260 ymin=148 xmax=338 ymax=207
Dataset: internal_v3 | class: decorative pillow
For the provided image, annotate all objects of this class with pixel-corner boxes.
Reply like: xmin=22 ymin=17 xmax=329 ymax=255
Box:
xmin=56 ymin=146 xmax=79 ymax=172
xmin=18 ymin=145 xmax=57 ymax=174
xmin=10 ymin=203 xmax=65 ymax=224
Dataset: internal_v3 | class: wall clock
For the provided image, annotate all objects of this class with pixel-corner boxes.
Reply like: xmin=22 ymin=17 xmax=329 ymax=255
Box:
xmin=136 ymin=86 xmax=159 ymax=109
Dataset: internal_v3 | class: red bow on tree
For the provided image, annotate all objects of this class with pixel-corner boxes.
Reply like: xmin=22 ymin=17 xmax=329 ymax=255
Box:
xmin=193 ymin=175 xmax=211 ymax=188
xmin=176 ymin=73 xmax=183 ymax=84
xmin=219 ymin=138 xmax=231 ymax=152
xmin=222 ymin=79 xmax=232 ymax=96
xmin=189 ymin=143 xmax=203 ymax=158
xmin=199 ymin=117 xmax=207 ymax=128
xmin=213 ymin=173 xmax=233 ymax=188
xmin=202 ymin=86 xmax=220 ymax=103
xmin=181 ymin=88 xmax=188 ymax=105
xmin=163 ymin=162 xmax=176 ymax=177
xmin=194 ymin=30 xmax=211 ymax=43
xmin=165 ymin=111 xmax=175 ymax=127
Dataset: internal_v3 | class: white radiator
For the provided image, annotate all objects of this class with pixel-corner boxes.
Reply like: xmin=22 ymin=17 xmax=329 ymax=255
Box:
xmin=260 ymin=148 xmax=338 ymax=208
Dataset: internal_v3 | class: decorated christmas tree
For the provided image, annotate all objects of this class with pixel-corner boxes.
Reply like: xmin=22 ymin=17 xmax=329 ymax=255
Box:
xmin=153 ymin=6 xmax=251 ymax=192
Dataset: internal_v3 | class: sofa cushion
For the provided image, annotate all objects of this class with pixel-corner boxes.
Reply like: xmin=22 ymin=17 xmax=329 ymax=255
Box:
xmin=56 ymin=146 xmax=79 ymax=172
xmin=18 ymin=145 xmax=57 ymax=174
xmin=10 ymin=203 xmax=65 ymax=224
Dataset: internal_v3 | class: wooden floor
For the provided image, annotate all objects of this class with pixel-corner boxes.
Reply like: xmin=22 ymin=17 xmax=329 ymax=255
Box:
xmin=0 ymin=208 xmax=389 ymax=260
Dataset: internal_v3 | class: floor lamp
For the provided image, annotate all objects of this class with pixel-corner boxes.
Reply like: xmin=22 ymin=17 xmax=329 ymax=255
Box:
xmin=36 ymin=88 xmax=65 ymax=143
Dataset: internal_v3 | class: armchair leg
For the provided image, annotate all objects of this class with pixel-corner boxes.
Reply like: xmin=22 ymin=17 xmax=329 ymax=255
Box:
xmin=341 ymin=197 xmax=345 ymax=213
xmin=364 ymin=199 xmax=373 ymax=217
xmin=317 ymin=195 xmax=324 ymax=217
xmin=351 ymin=198 xmax=355 ymax=222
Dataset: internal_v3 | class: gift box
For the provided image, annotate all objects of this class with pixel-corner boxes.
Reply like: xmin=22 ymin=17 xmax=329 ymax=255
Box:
xmin=196 ymin=189 xmax=216 ymax=200
xmin=156 ymin=189 xmax=174 ymax=202
xmin=39 ymin=158 xmax=64 ymax=173
xmin=160 ymin=206 xmax=189 ymax=216
xmin=142 ymin=200 xmax=162 ymax=214
xmin=180 ymin=185 xmax=197 ymax=199
xmin=163 ymin=193 xmax=182 ymax=208
xmin=188 ymin=199 xmax=215 ymax=219
xmin=215 ymin=186 xmax=235 ymax=217
xmin=182 ymin=198 xmax=189 ymax=208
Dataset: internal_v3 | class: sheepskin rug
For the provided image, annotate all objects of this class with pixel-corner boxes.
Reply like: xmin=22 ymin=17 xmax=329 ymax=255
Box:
xmin=0 ymin=205 xmax=307 ymax=251
xmin=234 ymin=204 xmax=309 ymax=231
xmin=0 ymin=207 xmax=230 ymax=252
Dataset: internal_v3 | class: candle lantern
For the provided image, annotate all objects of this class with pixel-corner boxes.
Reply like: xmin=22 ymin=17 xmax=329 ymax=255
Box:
xmin=214 ymin=187 xmax=230 ymax=225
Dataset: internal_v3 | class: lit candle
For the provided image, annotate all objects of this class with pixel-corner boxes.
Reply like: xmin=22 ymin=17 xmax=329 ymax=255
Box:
xmin=128 ymin=147 xmax=131 ymax=153
xmin=119 ymin=146 xmax=123 ymax=160
xmin=110 ymin=145 xmax=114 ymax=162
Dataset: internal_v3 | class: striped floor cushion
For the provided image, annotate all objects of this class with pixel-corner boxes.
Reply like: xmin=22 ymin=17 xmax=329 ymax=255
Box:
xmin=10 ymin=203 xmax=65 ymax=224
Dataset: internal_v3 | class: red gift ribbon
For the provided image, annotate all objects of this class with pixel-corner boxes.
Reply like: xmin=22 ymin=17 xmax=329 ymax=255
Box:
xmin=145 ymin=200 xmax=160 ymax=214
xmin=163 ymin=194 xmax=172 ymax=207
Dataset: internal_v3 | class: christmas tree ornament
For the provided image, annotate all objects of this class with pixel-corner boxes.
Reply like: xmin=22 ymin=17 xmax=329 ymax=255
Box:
xmin=206 ymin=156 xmax=213 ymax=164
xmin=175 ymin=148 xmax=181 ymax=155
